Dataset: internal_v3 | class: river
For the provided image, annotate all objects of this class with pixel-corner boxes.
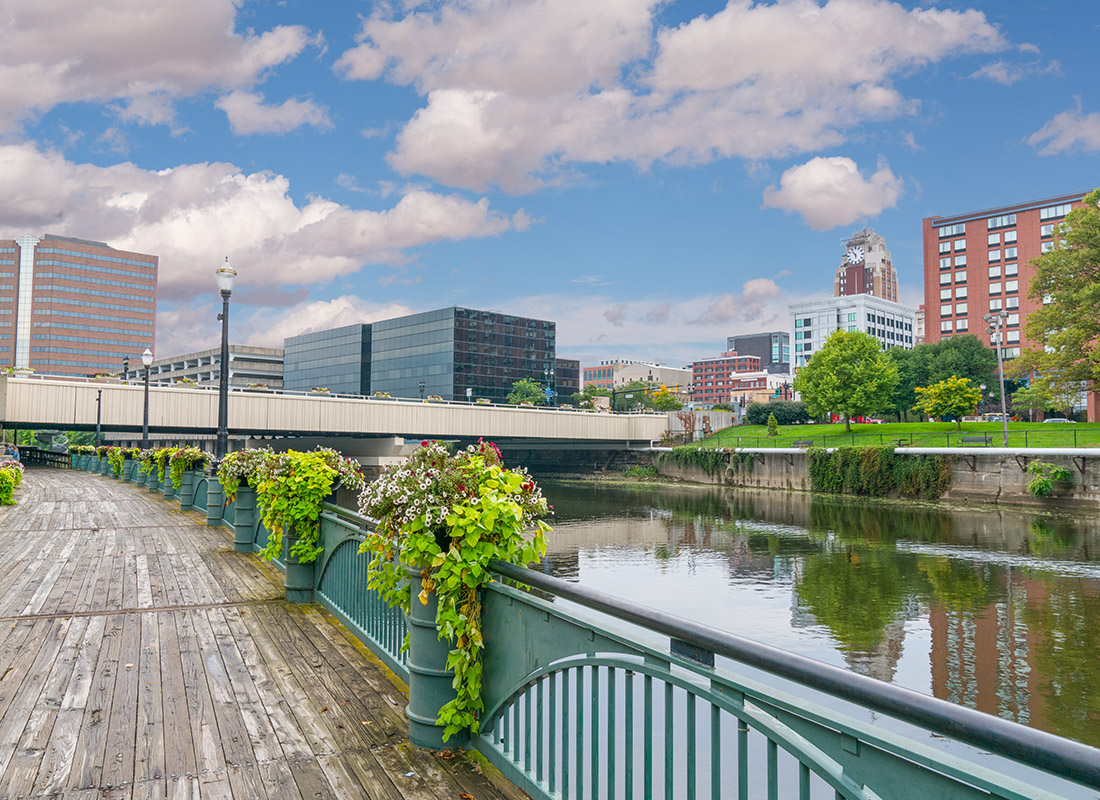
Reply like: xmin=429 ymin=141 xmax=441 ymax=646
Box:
xmin=537 ymin=479 xmax=1100 ymax=750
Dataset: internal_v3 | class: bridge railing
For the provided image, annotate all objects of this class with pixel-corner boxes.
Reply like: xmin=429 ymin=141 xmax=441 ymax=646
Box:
xmin=180 ymin=473 xmax=1100 ymax=798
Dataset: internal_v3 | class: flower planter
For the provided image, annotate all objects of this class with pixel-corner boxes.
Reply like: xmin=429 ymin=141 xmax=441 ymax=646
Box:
xmin=284 ymin=532 xmax=315 ymax=603
xmin=205 ymin=477 xmax=224 ymax=527
xmin=122 ymin=459 xmax=136 ymax=482
xmin=147 ymin=472 xmax=161 ymax=493
xmin=404 ymin=564 xmax=462 ymax=749
xmin=231 ymin=487 xmax=256 ymax=551
xmin=70 ymin=455 xmax=78 ymax=469
xmin=178 ymin=470 xmax=197 ymax=511
xmin=98 ymin=457 xmax=109 ymax=474
xmin=162 ymin=475 xmax=176 ymax=500
xmin=135 ymin=467 xmax=147 ymax=487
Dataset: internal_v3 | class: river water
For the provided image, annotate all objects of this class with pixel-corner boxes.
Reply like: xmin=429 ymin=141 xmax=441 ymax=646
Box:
xmin=538 ymin=479 xmax=1100 ymax=750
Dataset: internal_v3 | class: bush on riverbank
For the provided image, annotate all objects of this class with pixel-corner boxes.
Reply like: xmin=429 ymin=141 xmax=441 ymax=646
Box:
xmin=808 ymin=446 xmax=952 ymax=499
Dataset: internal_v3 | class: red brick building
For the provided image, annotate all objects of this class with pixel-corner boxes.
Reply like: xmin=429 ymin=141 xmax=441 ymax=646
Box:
xmin=922 ymin=191 xmax=1098 ymax=420
xmin=1 ymin=234 xmax=157 ymax=376
xmin=690 ymin=351 xmax=761 ymax=407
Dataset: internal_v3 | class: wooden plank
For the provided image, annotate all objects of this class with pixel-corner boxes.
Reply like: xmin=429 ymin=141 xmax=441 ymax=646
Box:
xmin=136 ymin=611 xmax=166 ymax=790
xmin=70 ymin=610 xmax=126 ymax=789
xmin=102 ymin=610 xmax=142 ymax=791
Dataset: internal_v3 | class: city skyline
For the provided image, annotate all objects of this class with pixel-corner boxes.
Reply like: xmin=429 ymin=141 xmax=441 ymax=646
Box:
xmin=0 ymin=0 xmax=1096 ymax=367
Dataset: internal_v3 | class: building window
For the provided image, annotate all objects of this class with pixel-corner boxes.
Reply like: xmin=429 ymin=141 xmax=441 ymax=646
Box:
xmin=1007 ymin=330 xmax=1020 ymax=343
xmin=939 ymin=257 xmax=951 ymax=270
xmin=1004 ymin=246 xmax=1017 ymax=261
xmin=989 ymin=299 xmax=1003 ymax=311
xmin=1006 ymin=280 xmax=1019 ymax=293
xmin=1007 ymin=313 xmax=1019 ymax=326
xmin=1041 ymin=241 xmax=1055 ymax=253
xmin=987 ymin=214 xmax=1017 ymax=230
xmin=1003 ymin=347 xmax=1021 ymax=359
xmin=940 ymin=304 xmax=952 ymax=317
xmin=795 ymin=319 xmax=802 ymax=328
xmin=939 ymin=241 xmax=951 ymax=254
xmin=955 ymin=302 xmax=968 ymax=315
xmin=1006 ymin=296 xmax=1019 ymax=310
xmin=1004 ymin=230 xmax=1017 ymax=244
xmin=954 ymin=255 xmax=967 ymax=267
xmin=941 ymin=320 xmax=953 ymax=332
xmin=988 ymin=233 xmax=1000 ymax=246
xmin=940 ymin=273 xmax=951 ymax=285
xmin=956 ymin=319 xmax=969 ymax=332
xmin=847 ymin=312 xmax=857 ymax=322
xmin=938 ymin=223 xmax=965 ymax=238
xmin=955 ymin=286 xmax=967 ymax=300
xmin=940 ymin=288 xmax=951 ymax=300
xmin=988 ymin=249 xmax=1001 ymax=263
xmin=1039 ymin=203 xmax=1073 ymax=221
xmin=954 ymin=270 xmax=967 ymax=284
xmin=989 ymin=282 xmax=1002 ymax=295
xmin=1040 ymin=223 xmax=1055 ymax=238
xmin=848 ymin=325 xmax=857 ymax=332
xmin=988 ymin=265 xmax=1002 ymax=279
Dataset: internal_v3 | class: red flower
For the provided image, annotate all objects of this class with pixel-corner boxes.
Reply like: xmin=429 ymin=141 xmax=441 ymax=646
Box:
xmin=421 ymin=440 xmax=430 ymax=447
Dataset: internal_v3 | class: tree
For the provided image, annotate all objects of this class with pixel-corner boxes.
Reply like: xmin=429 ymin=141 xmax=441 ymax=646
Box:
xmin=507 ymin=378 xmax=546 ymax=405
xmin=650 ymin=386 xmax=683 ymax=411
xmin=766 ymin=413 xmax=779 ymax=437
xmin=913 ymin=375 xmax=983 ymax=431
xmin=571 ymin=385 xmax=609 ymax=409
xmin=1017 ymin=187 xmax=1100 ymax=397
xmin=745 ymin=400 xmax=811 ymax=426
xmin=793 ymin=330 xmax=899 ymax=432
xmin=1010 ymin=384 xmax=1053 ymax=422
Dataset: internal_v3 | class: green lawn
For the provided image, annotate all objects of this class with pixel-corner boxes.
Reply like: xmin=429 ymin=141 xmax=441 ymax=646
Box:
xmin=696 ymin=420 xmax=1100 ymax=449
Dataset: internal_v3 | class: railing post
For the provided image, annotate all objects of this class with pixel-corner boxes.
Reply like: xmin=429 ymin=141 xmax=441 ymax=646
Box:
xmin=206 ymin=475 xmax=224 ymax=527
xmin=404 ymin=564 xmax=463 ymax=750
xmin=179 ymin=470 xmax=197 ymax=511
xmin=232 ymin=487 xmax=256 ymax=551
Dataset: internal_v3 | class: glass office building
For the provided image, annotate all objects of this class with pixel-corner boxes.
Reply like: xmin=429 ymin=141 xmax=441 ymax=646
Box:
xmin=282 ymin=307 xmax=558 ymax=402
xmin=282 ymin=324 xmax=371 ymax=394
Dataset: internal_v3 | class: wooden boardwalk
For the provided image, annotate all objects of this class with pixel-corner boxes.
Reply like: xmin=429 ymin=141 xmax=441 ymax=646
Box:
xmin=0 ymin=468 xmax=526 ymax=800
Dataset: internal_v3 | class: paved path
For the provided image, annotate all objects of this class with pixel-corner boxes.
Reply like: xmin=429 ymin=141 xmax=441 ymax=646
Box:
xmin=0 ymin=468 xmax=525 ymax=800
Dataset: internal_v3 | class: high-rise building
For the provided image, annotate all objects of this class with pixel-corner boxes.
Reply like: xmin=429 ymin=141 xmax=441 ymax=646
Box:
xmin=690 ymin=351 xmax=762 ymax=407
xmin=835 ymin=229 xmax=898 ymax=302
xmin=283 ymin=307 xmax=557 ymax=402
xmin=554 ymin=358 xmax=581 ymax=401
xmin=789 ymin=295 xmax=915 ymax=369
xmin=0 ymin=233 xmax=157 ymax=376
xmin=726 ymin=331 xmax=790 ymax=374
xmin=921 ymin=191 xmax=1089 ymax=358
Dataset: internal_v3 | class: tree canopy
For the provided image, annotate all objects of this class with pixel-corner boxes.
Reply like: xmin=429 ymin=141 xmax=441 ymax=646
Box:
xmin=793 ymin=330 xmax=898 ymax=431
xmin=507 ymin=378 xmax=547 ymax=405
xmin=885 ymin=335 xmax=998 ymax=420
xmin=1010 ymin=384 xmax=1053 ymax=422
xmin=1017 ymin=187 xmax=1100 ymax=396
xmin=913 ymin=375 xmax=983 ymax=431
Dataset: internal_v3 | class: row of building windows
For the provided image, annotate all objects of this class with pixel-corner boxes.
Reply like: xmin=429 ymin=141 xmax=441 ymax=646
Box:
xmin=987 ymin=231 xmax=1018 ymax=245
xmin=33 ymin=359 xmax=119 ymax=368
xmin=36 ymin=259 xmax=158 ymax=282
xmin=35 ymin=284 xmax=153 ymax=303
xmin=987 ymin=213 xmax=1016 ymax=230
xmin=31 ymin=333 xmax=150 ymax=347
xmin=0 ymin=248 xmax=13 ymax=254
xmin=34 ymin=320 xmax=151 ymax=337
xmin=938 ymin=223 xmax=965 ymax=238
xmin=36 ymin=271 xmax=155 ymax=293
xmin=32 ymin=346 xmax=136 ymax=356
xmin=36 ymin=248 xmax=156 ymax=270
xmin=1039 ymin=203 xmax=1073 ymax=221
xmin=34 ymin=309 xmax=154 ymax=326
xmin=35 ymin=294 xmax=155 ymax=314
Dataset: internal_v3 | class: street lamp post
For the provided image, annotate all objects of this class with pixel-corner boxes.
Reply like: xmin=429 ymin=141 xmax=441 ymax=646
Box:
xmin=122 ymin=356 xmax=129 ymax=384
xmin=141 ymin=348 xmax=153 ymax=448
xmin=983 ymin=311 xmax=1010 ymax=447
xmin=544 ymin=367 xmax=555 ymax=407
xmin=95 ymin=389 xmax=102 ymax=448
xmin=215 ymin=260 xmax=237 ymax=460
xmin=419 ymin=381 xmax=425 ymax=401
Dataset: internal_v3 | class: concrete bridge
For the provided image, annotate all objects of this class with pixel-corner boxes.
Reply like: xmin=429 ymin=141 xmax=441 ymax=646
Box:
xmin=0 ymin=376 xmax=668 ymax=459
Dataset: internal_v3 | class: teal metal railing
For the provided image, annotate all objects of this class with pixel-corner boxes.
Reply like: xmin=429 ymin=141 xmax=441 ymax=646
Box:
xmin=163 ymin=473 xmax=1100 ymax=798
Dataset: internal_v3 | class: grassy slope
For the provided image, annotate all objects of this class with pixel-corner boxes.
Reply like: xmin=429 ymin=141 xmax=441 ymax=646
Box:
xmin=696 ymin=421 xmax=1100 ymax=449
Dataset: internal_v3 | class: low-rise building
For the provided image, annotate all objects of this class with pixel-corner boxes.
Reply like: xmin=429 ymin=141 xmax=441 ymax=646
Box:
xmin=125 ymin=345 xmax=284 ymax=388
xmin=690 ymin=351 xmax=762 ymax=407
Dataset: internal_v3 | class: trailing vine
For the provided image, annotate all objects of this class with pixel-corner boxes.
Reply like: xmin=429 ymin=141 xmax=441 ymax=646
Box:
xmin=168 ymin=446 xmax=211 ymax=489
xmin=255 ymin=450 xmax=341 ymax=563
xmin=358 ymin=440 xmax=550 ymax=741
xmin=808 ymin=446 xmax=952 ymax=499
xmin=106 ymin=446 xmax=125 ymax=476
xmin=154 ymin=447 xmax=178 ymax=484
xmin=665 ymin=446 xmax=728 ymax=477
xmin=217 ymin=447 xmax=273 ymax=501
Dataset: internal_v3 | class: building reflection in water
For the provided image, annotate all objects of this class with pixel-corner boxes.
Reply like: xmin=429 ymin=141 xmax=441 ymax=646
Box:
xmin=539 ymin=480 xmax=1100 ymax=747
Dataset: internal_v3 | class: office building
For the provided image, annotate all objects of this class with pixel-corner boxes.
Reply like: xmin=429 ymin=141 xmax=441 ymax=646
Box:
xmin=555 ymin=358 xmax=581 ymax=402
xmin=789 ymin=295 xmax=915 ymax=369
xmin=726 ymin=331 xmax=791 ymax=374
xmin=835 ymin=229 xmax=899 ymax=302
xmin=284 ymin=324 xmax=371 ymax=395
xmin=922 ymin=191 xmax=1090 ymax=358
xmin=915 ymin=305 xmax=925 ymax=346
xmin=583 ymin=360 xmax=692 ymax=401
xmin=0 ymin=233 xmax=157 ymax=376
xmin=283 ymin=307 xmax=557 ymax=402
xmin=690 ymin=351 xmax=762 ymax=407
xmin=582 ymin=358 xmax=645 ymax=390
xmin=125 ymin=345 xmax=284 ymax=389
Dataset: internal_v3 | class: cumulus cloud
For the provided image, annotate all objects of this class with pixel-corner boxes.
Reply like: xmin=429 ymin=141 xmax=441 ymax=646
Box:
xmin=762 ymin=156 xmax=903 ymax=230
xmin=604 ymin=303 xmax=629 ymax=326
xmin=338 ymin=0 xmax=1006 ymax=191
xmin=0 ymin=142 xmax=520 ymax=301
xmin=968 ymin=59 xmax=1061 ymax=85
xmin=241 ymin=297 xmax=417 ymax=350
xmin=215 ymin=91 xmax=332 ymax=135
xmin=0 ymin=0 xmax=318 ymax=131
xmin=691 ymin=278 xmax=783 ymax=326
xmin=1028 ymin=102 xmax=1100 ymax=155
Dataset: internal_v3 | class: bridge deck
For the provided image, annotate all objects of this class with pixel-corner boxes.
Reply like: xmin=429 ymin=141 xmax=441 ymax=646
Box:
xmin=0 ymin=468 xmax=524 ymax=800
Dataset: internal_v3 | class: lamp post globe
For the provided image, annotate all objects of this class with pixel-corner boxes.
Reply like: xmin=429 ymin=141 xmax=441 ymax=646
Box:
xmin=215 ymin=259 xmax=236 ymax=460
xmin=141 ymin=348 xmax=153 ymax=448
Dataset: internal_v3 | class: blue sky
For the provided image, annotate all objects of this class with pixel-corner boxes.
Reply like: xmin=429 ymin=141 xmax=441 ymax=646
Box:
xmin=2 ymin=0 xmax=1098 ymax=367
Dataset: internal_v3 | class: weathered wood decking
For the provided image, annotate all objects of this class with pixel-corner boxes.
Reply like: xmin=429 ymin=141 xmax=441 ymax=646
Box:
xmin=0 ymin=469 xmax=526 ymax=800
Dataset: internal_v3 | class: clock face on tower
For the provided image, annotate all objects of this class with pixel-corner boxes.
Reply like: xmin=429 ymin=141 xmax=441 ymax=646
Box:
xmin=846 ymin=246 xmax=865 ymax=265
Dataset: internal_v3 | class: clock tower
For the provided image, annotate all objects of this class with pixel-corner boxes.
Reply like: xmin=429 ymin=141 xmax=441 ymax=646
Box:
xmin=834 ymin=229 xmax=898 ymax=301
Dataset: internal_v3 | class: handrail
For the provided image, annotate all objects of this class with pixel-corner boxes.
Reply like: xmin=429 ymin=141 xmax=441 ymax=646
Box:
xmin=490 ymin=560 xmax=1100 ymax=791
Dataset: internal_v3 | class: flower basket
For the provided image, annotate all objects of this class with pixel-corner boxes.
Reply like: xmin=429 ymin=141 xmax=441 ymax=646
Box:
xmin=475 ymin=398 xmax=491 ymax=405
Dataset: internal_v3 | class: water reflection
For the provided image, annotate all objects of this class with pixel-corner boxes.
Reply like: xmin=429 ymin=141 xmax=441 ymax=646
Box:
xmin=539 ymin=480 xmax=1100 ymax=748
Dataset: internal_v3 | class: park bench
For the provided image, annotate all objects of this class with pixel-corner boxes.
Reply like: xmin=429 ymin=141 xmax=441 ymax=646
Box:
xmin=960 ymin=435 xmax=992 ymax=445
xmin=792 ymin=440 xmax=814 ymax=448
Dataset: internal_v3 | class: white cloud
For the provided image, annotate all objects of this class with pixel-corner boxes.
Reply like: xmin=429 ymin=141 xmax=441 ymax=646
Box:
xmin=215 ymin=91 xmax=332 ymax=135
xmin=762 ymin=156 xmax=903 ymax=230
xmin=691 ymin=278 xmax=783 ymax=326
xmin=240 ymin=297 xmax=417 ymax=350
xmin=968 ymin=59 xmax=1061 ymax=85
xmin=0 ymin=142 xmax=520 ymax=302
xmin=0 ymin=0 xmax=318 ymax=131
xmin=339 ymin=0 xmax=1006 ymax=191
xmin=1028 ymin=103 xmax=1100 ymax=155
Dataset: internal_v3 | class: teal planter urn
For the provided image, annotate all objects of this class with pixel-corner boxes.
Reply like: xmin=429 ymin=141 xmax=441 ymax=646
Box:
xmin=179 ymin=470 xmax=197 ymax=511
xmin=162 ymin=474 xmax=175 ymax=499
xmin=135 ymin=466 xmax=147 ymax=487
xmin=70 ymin=454 xmax=78 ymax=469
xmin=98 ymin=456 xmax=109 ymax=474
xmin=77 ymin=455 xmax=88 ymax=470
xmin=147 ymin=470 xmax=161 ymax=493
xmin=232 ymin=487 xmax=256 ymax=551
xmin=404 ymin=564 xmax=462 ymax=750
xmin=206 ymin=478 xmax=224 ymax=527
xmin=122 ymin=459 xmax=135 ymax=482
xmin=284 ymin=532 xmax=315 ymax=603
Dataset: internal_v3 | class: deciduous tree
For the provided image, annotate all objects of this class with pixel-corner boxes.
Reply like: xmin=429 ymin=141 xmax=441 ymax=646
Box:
xmin=793 ymin=331 xmax=898 ymax=432
xmin=1010 ymin=384 xmax=1053 ymax=422
xmin=507 ymin=378 xmax=546 ymax=405
xmin=914 ymin=375 xmax=983 ymax=431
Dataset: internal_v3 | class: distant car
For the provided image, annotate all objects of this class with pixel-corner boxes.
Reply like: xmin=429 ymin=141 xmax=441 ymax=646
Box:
xmin=1042 ymin=418 xmax=1076 ymax=423
xmin=983 ymin=413 xmax=1007 ymax=422
xmin=866 ymin=419 xmax=885 ymax=424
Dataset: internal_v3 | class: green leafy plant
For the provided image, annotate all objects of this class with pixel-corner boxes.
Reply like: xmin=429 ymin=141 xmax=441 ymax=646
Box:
xmin=665 ymin=447 xmax=727 ymax=477
xmin=1025 ymin=460 xmax=1074 ymax=497
xmin=106 ymin=446 xmax=124 ymax=476
xmin=0 ymin=467 xmax=17 ymax=505
xmin=154 ymin=447 xmax=178 ymax=484
xmin=767 ymin=413 xmax=779 ymax=437
xmin=808 ymin=446 xmax=952 ymax=499
xmin=217 ymin=447 xmax=274 ymax=502
xmin=620 ymin=465 xmax=658 ymax=479
xmin=136 ymin=447 xmax=158 ymax=474
xmin=168 ymin=446 xmax=211 ymax=489
xmin=358 ymin=440 xmax=551 ymax=741
xmin=254 ymin=450 xmax=339 ymax=563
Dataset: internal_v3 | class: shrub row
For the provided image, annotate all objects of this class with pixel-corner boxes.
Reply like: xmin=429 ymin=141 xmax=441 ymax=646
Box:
xmin=808 ymin=446 xmax=952 ymax=499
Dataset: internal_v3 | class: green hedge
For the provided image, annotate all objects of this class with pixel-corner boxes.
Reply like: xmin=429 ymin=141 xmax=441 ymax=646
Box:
xmin=808 ymin=446 xmax=952 ymax=499
xmin=665 ymin=447 xmax=728 ymax=477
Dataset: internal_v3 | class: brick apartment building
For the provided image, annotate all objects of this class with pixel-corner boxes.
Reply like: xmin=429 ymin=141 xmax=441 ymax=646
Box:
xmin=0 ymin=234 xmax=157 ymax=376
xmin=690 ymin=351 xmax=761 ymax=407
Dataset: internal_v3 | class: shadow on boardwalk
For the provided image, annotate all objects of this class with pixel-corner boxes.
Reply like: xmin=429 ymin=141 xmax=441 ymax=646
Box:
xmin=0 ymin=468 xmax=525 ymax=800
